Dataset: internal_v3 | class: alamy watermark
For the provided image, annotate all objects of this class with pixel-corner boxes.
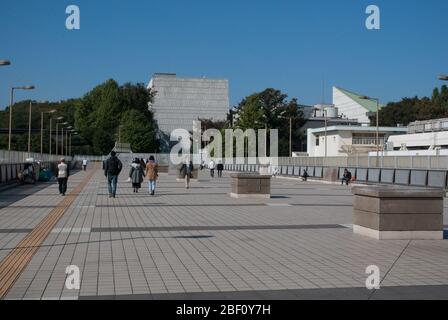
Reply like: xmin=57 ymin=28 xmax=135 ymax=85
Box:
xmin=170 ymin=121 xmax=278 ymax=166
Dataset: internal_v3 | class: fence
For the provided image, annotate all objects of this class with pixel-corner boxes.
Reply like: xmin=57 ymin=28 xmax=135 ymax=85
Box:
xmin=277 ymin=155 xmax=448 ymax=170
xmin=0 ymin=150 xmax=71 ymax=164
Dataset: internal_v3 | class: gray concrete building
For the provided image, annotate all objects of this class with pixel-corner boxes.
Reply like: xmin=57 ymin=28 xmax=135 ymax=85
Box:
xmin=147 ymin=73 xmax=229 ymax=150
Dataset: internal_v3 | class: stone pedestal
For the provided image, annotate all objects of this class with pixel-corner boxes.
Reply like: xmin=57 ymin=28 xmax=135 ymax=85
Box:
xmin=230 ymin=173 xmax=271 ymax=199
xmin=352 ymin=185 xmax=444 ymax=240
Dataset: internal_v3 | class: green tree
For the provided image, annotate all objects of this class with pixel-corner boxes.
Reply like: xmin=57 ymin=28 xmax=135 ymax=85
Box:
xmin=234 ymin=88 xmax=305 ymax=156
xmin=120 ymin=109 xmax=159 ymax=153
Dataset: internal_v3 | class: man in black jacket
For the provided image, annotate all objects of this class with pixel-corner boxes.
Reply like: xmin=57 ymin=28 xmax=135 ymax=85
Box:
xmin=104 ymin=151 xmax=123 ymax=198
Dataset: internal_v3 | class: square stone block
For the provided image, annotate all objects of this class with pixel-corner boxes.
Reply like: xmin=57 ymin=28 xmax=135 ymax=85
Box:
xmin=230 ymin=173 xmax=271 ymax=199
xmin=352 ymin=185 xmax=444 ymax=240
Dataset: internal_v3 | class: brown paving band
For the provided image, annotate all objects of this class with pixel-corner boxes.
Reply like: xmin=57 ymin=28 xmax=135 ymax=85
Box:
xmin=0 ymin=166 xmax=97 ymax=299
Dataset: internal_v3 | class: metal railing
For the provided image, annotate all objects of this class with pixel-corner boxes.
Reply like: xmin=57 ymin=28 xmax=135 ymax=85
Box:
xmin=0 ymin=150 xmax=71 ymax=164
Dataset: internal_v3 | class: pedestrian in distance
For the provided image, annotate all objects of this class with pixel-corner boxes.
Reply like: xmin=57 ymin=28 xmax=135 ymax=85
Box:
xmin=217 ymin=161 xmax=224 ymax=178
xmin=57 ymin=158 xmax=70 ymax=196
xmin=180 ymin=158 xmax=194 ymax=189
xmin=341 ymin=169 xmax=352 ymax=186
xmin=301 ymin=169 xmax=309 ymax=182
xmin=209 ymin=159 xmax=216 ymax=178
xmin=82 ymin=159 xmax=88 ymax=171
xmin=146 ymin=156 xmax=158 ymax=196
xmin=129 ymin=158 xmax=144 ymax=193
xmin=104 ymin=151 xmax=123 ymax=198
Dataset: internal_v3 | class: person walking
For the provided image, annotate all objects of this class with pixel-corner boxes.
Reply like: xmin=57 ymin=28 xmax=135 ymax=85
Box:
xmin=146 ymin=156 xmax=158 ymax=196
xmin=129 ymin=158 xmax=144 ymax=193
xmin=82 ymin=159 xmax=88 ymax=171
xmin=180 ymin=159 xmax=194 ymax=189
xmin=57 ymin=158 xmax=70 ymax=196
xmin=217 ymin=161 xmax=224 ymax=178
xmin=104 ymin=151 xmax=123 ymax=198
xmin=209 ymin=159 xmax=216 ymax=178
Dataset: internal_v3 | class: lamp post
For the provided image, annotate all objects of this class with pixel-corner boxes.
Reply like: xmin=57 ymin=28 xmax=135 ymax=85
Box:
xmin=69 ymin=131 xmax=78 ymax=156
xmin=0 ymin=60 xmax=11 ymax=66
xmin=41 ymin=110 xmax=57 ymax=156
xmin=56 ymin=120 xmax=67 ymax=157
xmin=289 ymin=117 xmax=292 ymax=157
xmin=27 ymin=101 xmax=32 ymax=153
xmin=324 ymin=108 xmax=328 ymax=159
xmin=60 ymin=122 xmax=68 ymax=156
xmin=438 ymin=75 xmax=448 ymax=81
xmin=8 ymin=85 xmax=35 ymax=151
xmin=64 ymin=126 xmax=72 ymax=156
xmin=360 ymin=96 xmax=380 ymax=167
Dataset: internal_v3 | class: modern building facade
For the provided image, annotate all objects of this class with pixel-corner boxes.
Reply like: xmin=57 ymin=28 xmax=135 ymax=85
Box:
xmin=333 ymin=87 xmax=384 ymax=124
xmin=307 ymin=125 xmax=408 ymax=157
xmin=147 ymin=73 xmax=229 ymax=150
xmin=385 ymin=118 xmax=448 ymax=154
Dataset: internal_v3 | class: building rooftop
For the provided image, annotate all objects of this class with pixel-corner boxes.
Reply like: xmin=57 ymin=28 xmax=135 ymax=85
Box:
xmin=309 ymin=125 xmax=408 ymax=134
xmin=334 ymin=87 xmax=385 ymax=112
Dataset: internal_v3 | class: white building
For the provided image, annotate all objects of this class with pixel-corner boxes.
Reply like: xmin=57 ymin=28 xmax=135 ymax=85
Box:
xmin=147 ymin=73 xmax=229 ymax=149
xmin=307 ymin=125 xmax=407 ymax=157
xmin=384 ymin=118 xmax=448 ymax=155
xmin=333 ymin=87 xmax=384 ymax=124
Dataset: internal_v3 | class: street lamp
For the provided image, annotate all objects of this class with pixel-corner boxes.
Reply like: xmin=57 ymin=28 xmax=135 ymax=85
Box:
xmin=0 ymin=60 xmax=11 ymax=66
xmin=63 ymin=126 xmax=72 ymax=156
xmin=69 ymin=131 xmax=78 ymax=156
xmin=56 ymin=120 xmax=67 ymax=157
xmin=439 ymin=75 xmax=448 ymax=81
xmin=41 ymin=109 xmax=57 ymax=155
xmin=8 ymin=85 xmax=35 ymax=151
xmin=360 ymin=95 xmax=380 ymax=167
xmin=50 ymin=116 xmax=63 ymax=157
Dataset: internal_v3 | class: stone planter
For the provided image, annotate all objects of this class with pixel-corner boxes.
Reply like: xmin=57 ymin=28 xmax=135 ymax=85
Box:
xmin=230 ymin=173 xmax=271 ymax=199
xmin=352 ymin=185 xmax=444 ymax=240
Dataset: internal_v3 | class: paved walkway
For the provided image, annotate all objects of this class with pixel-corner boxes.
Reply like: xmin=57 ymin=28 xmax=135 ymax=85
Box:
xmin=0 ymin=166 xmax=447 ymax=300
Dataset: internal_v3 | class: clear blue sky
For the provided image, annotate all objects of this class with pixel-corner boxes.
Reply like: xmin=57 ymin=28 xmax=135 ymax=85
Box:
xmin=0 ymin=0 xmax=447 ymax=109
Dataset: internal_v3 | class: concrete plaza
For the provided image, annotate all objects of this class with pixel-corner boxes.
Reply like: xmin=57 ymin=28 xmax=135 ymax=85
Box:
xmin=0 ymin=167 xmax=447 ymax=300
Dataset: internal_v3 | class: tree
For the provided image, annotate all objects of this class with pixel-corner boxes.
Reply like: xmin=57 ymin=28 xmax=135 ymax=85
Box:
xmin=120 ymin=109 xmax=159 ymax=153
xmin=234 ymin=88 xmax=305 ymax=156
xmin=75 ymin=79 xmax=159 ymax=154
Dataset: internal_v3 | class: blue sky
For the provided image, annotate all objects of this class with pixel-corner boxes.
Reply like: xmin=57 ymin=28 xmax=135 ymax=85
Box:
xmin=0 ymin=0 xmax=447 ymax=109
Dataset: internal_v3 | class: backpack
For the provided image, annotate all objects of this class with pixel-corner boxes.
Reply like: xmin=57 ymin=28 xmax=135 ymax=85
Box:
xmin=108 ymin=157 xmax=122 ymax=175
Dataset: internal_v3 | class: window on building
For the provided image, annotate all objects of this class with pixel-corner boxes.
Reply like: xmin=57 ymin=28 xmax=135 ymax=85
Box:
xmin=352 ymin=133 xmax=386 ymax=145
xmin=316 ymin=136 xmax=320 ymax=146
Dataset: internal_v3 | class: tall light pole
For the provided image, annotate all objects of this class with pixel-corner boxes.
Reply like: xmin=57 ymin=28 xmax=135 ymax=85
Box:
xmin=0 ymin=60 xmax=11 ymax=66
xmin=289 ymin=117 xmax=292 ymax=157
xmin=8 ymin=85 xmax=35 ymax=151
xmin=41 ymin=109 xmax=57 ymax=156
xmin=64 ymin=126 xmax=72 ymax=156
xmin=323 ymin=108 xmax=328 ymax=159
xmin=27 ymin=101 xmax=33 ymax=152
xmin=360 ymin=96 xmax=380 ymax=167
xmin=55 ymin=120 xmax=67 ymax=157
xmin=439 ymin=75 xmax=448 ymax=81
xmin=69 ymin=131 xmax=78 ymax=156
xmin=61 ymin=123 xmax=69 ymax=156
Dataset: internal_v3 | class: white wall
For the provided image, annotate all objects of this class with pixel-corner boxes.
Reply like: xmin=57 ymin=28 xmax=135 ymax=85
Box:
xmin=388 ymin=131 xmax=448 ymax=149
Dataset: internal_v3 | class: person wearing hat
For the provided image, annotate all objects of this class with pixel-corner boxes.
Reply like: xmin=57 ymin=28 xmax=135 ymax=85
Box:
xmin=129 ymin=158 xmax=144 ymax=193
xmin=57 ymin=158 xmax=70 ymax=196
